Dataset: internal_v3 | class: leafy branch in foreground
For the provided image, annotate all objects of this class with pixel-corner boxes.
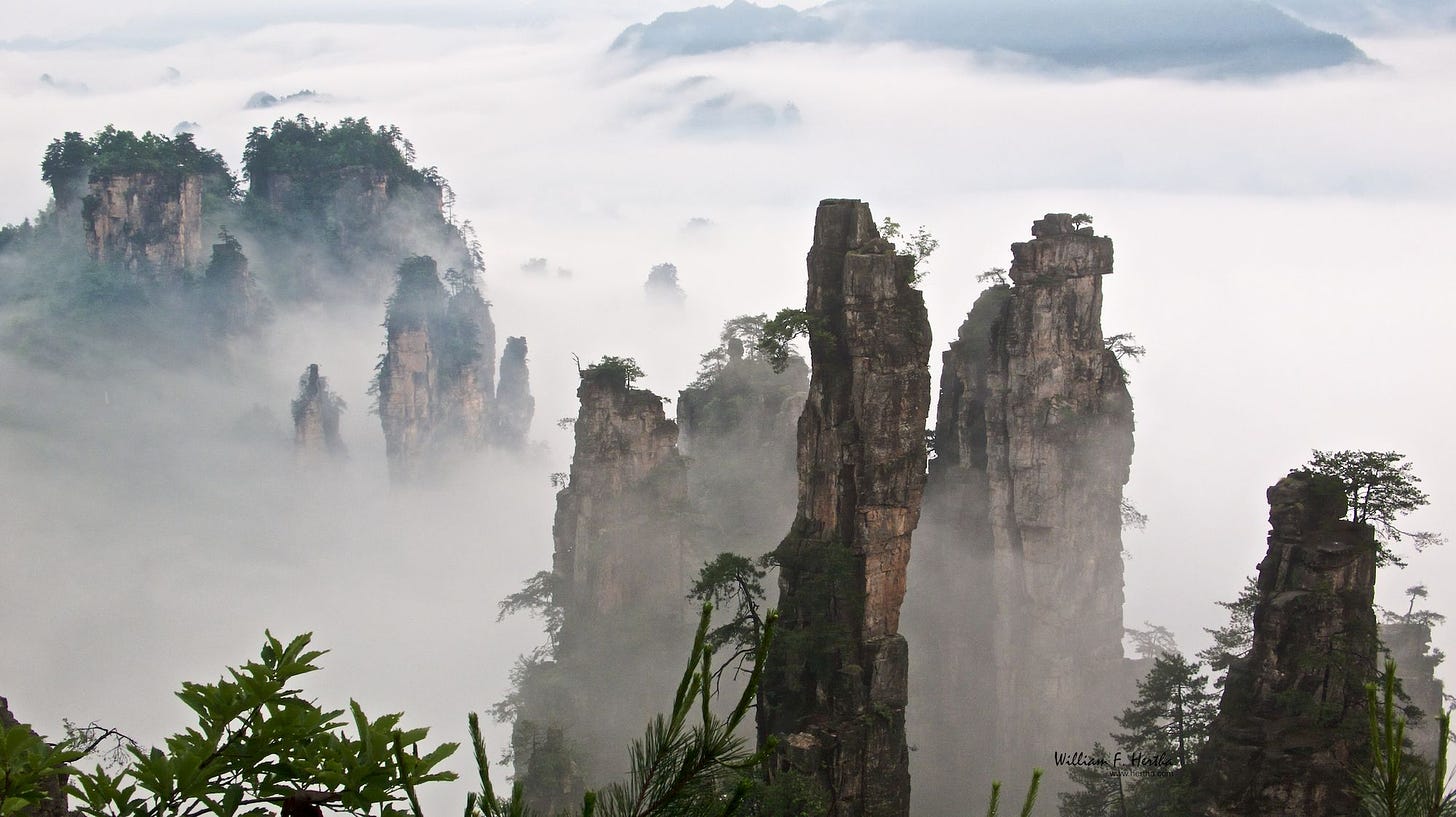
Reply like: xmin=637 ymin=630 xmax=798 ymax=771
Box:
xmin=468 ymin=602 xmax=780 ymax=817
xmin=66 ymin=631 xmax=457 ymax=817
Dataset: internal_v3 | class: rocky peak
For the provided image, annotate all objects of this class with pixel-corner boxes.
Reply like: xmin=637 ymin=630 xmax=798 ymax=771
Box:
xmin=553 ymin=369 xmax=686 ymax=620
xmin=759 ymin=198 xmax=931 ymax=817
xmin=511 ymin=366 xmax=692 ymax=812
xmin=202 ymin=232 xmax=266 ymax=336
xmin=1193 ymin=471 xmax=1378 ymax=816
xmin=292 ymin=364 xmax=346 ymax=463
xmin=375 ymin=258 xmax=502 ymax=481
xmin=905 ymin=213 xmax=1133 ymax=804
xmin=494 ymin=336 xmax=534 ymax=448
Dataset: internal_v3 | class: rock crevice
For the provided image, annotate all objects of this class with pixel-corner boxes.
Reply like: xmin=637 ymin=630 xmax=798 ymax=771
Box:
xmin=1193 ymin=472 xmax=1378 ymax=817
xmin=759 ymin=199 xmax=931 ymax=817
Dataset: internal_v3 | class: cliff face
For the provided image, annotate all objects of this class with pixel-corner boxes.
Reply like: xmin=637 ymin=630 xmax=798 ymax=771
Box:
xmin=1194 ymin=472 xmax=1378 ymax=817
xmin=512 ymin=368 xmax=692 ymax=811
xmin=759 ymin=199 xmax=931 ymax=817
xmin=378 ymin=262 xmax=442 ymax=483
xmin=1380 ymin=619 xmax=1448 ymax=759
xmin=494 ymin=336 xmax=534 ymax=448
xmin=83 ymin=173 xmax=203 ymax=280
xmin=677 ymin=344 xmax=807 ymax=562
xmin=436 ymin=287 xmax=497 ymax=450
xmin=552 ymin=369 xmax=689 ymax=621
xmin=376 ymin=259 xmax=507 ymax=481
xmin=252 ymin=167 xmax=459 ymax=297
xmin=905 ymin=214 xmax=1133 ymax=804
xmin=0 ymin=697 xmax=69 ymax=817
xmin=292 ymin=364 xmax=346 ymax=462
xmin=202 ymin=234 xmax=266 ymax=335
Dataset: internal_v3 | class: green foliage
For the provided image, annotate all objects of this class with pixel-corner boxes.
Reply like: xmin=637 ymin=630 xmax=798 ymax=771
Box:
xmin=475 ymin=603 xmax=779 ymax=817
xmin=877 ymin=217 xmax=938 ymax=285
xmin=583 ymin=356 xmax=645 ymax=387
xmin=1124 ymin=623 xmax=1178 ymax=660
xmin=1386 ymin=585 xmax=1449 ymax=630
xmin=982 ymin=770 xmax=1042 ymax=817
xmin=371 ymin=256 xmax=489 ymax=413
xmin=1354 ymin=659 xmax=1456 ymax=817
xmin=1058 ymin=744 xmax=1123 ymax=817
xmin=687 ymin=554 xmax=770 ymax=680
xmin=1109 ymin=652 xmax=1218 ymax=815
xmin=65 ymin=631 xmax=457 ymax=817
xmin=0 ymin=720 xmax=86 ymax=817
xmin=739 ymin=769 xmax=829 ymax=817
xmin=975 ymin=267 xmax=1009 ymax=287
xmin=755 ymin=309 xmax=829 ymax=375
xmin=498 ymin=571 xmax=565 ymax=651
xmin=1071 ymin=214 xmax=1094 ymax=228
xmin=691 ymin=315 xmax=786 ymax=388
xmin=1306 ymin=450 xmax=1445 ymax=568
xmin=1196 ymin=575 xmax=1259 ymax=689
xmin=383 ymin=256 xmax=449 ymax=330
xmin=40 ymin=131 xmax=93 ymax=188
xmin=765 ymin=534 xmax=860 ymax=697
xmin=42 ymin=127 xmax=234 ymax=194
xmin=1104 ymin=333 xmax=1145 ymax=361
xmin=242 ymin=116 xmax=430 ymax=191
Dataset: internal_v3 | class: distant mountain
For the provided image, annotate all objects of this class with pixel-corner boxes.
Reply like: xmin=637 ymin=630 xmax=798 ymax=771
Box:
xmin=611 ymin=0 xmax=1370 ymax=78
xmin=1274 ymin=0 xmax=1456 ymax=32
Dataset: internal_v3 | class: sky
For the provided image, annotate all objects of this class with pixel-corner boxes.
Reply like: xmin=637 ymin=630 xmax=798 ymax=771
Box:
xmin=1 ymin=1 xmax=1455 ymax=812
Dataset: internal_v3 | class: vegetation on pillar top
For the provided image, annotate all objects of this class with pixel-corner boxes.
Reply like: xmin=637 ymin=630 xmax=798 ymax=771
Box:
xmin=42 ymin=127 xmax=234 ymax=190
xmin=581 ymin=355 xmax=645 ymax=389
xmin=242 ymin=115 xmax=439 ymax=191
xmin=1304 ymin=449 xmax=1445 ymax=568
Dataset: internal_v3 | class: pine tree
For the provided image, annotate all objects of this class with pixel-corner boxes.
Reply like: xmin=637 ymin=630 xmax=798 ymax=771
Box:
xmin=1196 ymin=576 xmax=1259 ymax=689
xmin=1058 ymin=743 xmax=1124 ymax=817
xmin=1112 ymin=652 xmax=1219 ymax=816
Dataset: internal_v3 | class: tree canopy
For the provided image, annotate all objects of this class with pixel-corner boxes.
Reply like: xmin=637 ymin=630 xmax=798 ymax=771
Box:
xmin=242 ymin=116 xmax=437 ymax=193
xmin=1306 ymin=450 xmax=1444 ymax=568
xmin=41 ymin=127 xmax=233 ymax=190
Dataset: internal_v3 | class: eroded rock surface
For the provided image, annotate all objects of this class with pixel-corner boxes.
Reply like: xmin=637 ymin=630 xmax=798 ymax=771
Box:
xmin=376 ymin=258 xmax=506 ymax=481
xmin=512 ymin=368 xmax=692 ymax=812
xmin=758 ymin=199 xmax=931 ymax=817
xmin=905 ymin=213 xmax=1134 ymax=804
xmin=84 ymin=173 xmax=203 ymax=281
xmin=292 ymin=363 xmax=346 ymax=462
xmin=494 ymin=336 xmax=534 ymax=448
xmin=1193 ymin=472 xmax=1378 ymax=817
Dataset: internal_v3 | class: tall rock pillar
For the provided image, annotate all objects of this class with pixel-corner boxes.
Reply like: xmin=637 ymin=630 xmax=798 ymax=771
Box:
xmin=494 ymin=336 xmax=534 ymax=448
xmin=511 ymin=367 xmax=693 ymax=814
xmin=1194 ymin=472 xmax=1378 ymax=817
xmin=759 ymin=199 xmax=931 ymax=817
xmin=905 ymin=214 xmax=1134 ymax=805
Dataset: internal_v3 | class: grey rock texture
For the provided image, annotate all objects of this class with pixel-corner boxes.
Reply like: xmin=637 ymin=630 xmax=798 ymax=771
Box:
xmin=494 ymin=336 xmax=534 ymax=448
xmin=1193 ymin=471 xmax=1379 ymax=817
xmin=758 ymin=199 xmax=931 ymax=817
xmin=512 ymin=368 xmax=693 ymax=813
xmin=292 ymin=363 xmax=346 ymax=462
xmin=906 ymin=213 xmax=1134 ymax=803
xmin=83 ymin=172 xmax=203 ymax=281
